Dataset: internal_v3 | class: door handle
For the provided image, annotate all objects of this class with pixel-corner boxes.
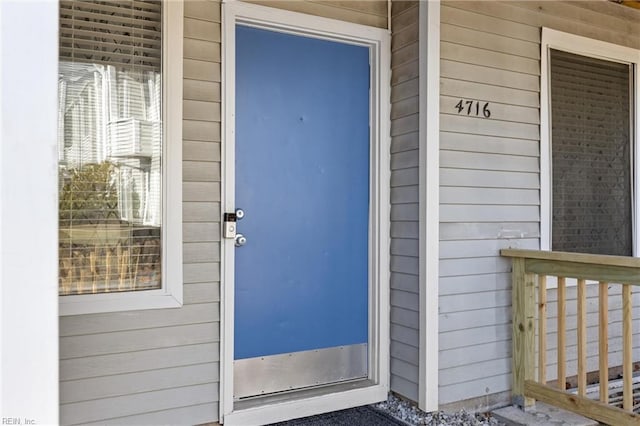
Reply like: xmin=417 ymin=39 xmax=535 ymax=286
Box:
xmin=235 ymin=233 xmax=247 ymax=247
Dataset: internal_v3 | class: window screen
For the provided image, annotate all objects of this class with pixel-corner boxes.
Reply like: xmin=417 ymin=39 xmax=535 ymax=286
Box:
xmin=58 ymin=1 xmax=163 ymax=295
xmin=550 ymin=49 xmax=632 ymax=256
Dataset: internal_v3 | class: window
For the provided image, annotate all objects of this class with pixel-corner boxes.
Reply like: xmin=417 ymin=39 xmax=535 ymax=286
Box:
xmin=58 ymin=0 xmax=183 ymax=314
xmin=541 ymin=29 xmax=640 ymax=257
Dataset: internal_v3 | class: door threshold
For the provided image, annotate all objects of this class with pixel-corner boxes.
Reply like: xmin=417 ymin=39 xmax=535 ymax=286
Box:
xmin=223 ymin=380 xmax=387 ymax=425
xmin=236 ymin=378 xmax=372 ymax=409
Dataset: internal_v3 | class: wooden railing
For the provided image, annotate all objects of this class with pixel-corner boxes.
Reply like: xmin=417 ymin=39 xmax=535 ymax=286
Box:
xmin=501 ymin=249 xmax=640 ymax=426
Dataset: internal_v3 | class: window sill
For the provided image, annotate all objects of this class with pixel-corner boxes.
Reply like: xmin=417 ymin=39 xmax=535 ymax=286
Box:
xmin=59 ymin=288 xmax=182 ymax=316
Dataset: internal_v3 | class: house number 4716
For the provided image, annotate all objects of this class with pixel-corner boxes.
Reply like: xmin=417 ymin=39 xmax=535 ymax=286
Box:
xmin=455 ymin=100 xmax=491 ymax=118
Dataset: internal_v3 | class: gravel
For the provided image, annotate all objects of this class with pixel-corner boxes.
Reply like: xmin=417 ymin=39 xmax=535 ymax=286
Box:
xmin=374 ymin=394 xmax=506 ymax=426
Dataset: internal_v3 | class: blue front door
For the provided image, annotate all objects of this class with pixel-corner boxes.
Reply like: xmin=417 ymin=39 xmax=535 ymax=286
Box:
xmin=233 ymin=25 xmax=370 ymax=398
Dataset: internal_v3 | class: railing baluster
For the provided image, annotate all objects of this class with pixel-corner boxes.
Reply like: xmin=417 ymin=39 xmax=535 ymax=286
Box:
xmin=599 ymin=281 xmax=609 ymax=404
xmin=577 ymin=278 xmax=587 ymax=397
xmin=538 ymin=275 xmax=547 ymax=384
xmin=557 ymin=276 xmax=566 ymax=391
xmin=623 ymin=284 xmax=633 ymax=411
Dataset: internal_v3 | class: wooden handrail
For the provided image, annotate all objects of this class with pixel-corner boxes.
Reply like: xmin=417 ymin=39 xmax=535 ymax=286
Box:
xmin=503 ymin=249 xmax=640 ymax=423
xmin=500 ymin=249 xmax=640 ymax=285
xmin=501 ymin=249 xmax=640 ymax=268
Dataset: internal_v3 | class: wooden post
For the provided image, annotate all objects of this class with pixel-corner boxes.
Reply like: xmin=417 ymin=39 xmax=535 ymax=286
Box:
xmin=512 ymin=257 xmax=536 ymax=409
xmin=577 ymin=279 xmax=587 ymax=397
xmin=599 ymin=282 xmax=609 ymax=404
xmin=557 ymin=277 xmax=567 ymax=391
xmin=622 ymin=284 xmax=632 ymax=411
xmin=538 ymin=275 xmax=547 ymax=384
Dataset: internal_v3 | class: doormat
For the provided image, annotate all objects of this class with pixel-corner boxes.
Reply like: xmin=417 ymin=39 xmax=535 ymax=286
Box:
xmin=268 ymin=405 xmax=406 ymax=426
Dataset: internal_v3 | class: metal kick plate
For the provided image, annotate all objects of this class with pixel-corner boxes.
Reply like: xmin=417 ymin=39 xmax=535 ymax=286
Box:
xmin=233 ymin=343 xmax=367 ymax=399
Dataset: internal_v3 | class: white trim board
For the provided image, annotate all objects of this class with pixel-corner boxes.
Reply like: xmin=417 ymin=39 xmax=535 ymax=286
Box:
xmin=0 ymin=1 xmax=59 ymax=422
xmin=540 ymin=28 xmax=640 ymax=258
xmin=418 ymin=0 xmax=440 ymax=413
xmin=220 ymin=1 xmax=391 ymax=424
xmin=59 ymin=0 xmax=184 ymax=315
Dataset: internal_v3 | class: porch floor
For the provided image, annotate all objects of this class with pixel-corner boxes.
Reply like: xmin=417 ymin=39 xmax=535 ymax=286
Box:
xmin=492 ymin=402 xmax=598 ymax=426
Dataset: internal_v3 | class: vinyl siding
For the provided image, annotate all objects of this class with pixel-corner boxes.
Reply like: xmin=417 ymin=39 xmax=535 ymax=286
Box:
xmin=59 ymin=2 xmax=222 ymax=424
xmin=390 ymin=0 xmax=420 ymax=402
xmin=438 ymin=0 xmax=640 ymax=407
xmin=59 ymin=1 xmax=389 ymax=424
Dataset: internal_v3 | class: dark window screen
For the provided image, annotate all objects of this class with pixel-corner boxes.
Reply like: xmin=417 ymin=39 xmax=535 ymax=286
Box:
xmin=550 ymin=49 xmax=632 ymax=256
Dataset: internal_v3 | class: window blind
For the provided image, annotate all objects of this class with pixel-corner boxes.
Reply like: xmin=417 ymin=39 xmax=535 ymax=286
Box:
xmin=60 ymin=0 xmax=162 ymax=72
xmin=550 ymin=49 xmax=632 ymax=256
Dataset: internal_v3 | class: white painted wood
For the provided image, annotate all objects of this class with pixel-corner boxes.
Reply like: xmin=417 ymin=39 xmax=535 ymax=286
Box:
xmin=61 ymin=383 xmax=218 ymax=425
xmin=439 ymin=222 xmax=540 ymax=241
xmin=60 ymin=362 xmax=219 ymax=403
xmin=440 ymin=4 xmax=540 ymax=43
xmin=392 ymin=289 xmax=420 ymax=312
xmin=440 ymin=187 xmax=539 ymax=206
xmin=440 ymin=238 xmax=539 ymax=259
xmin=440 ymin=205 xmax=539 ymax=223
xmin=0 ymin=2 xmax=59 ymax=423
xmin=84 ymin=402 xmax=219 ymax=426
xmin=438 ymin=274 xmax=512 ymax=296
xmin=439 ymin=340 xmax=511 ymax=370
xmin=439 ymin=257 xmax=511 ymax=277
xmin=440 ymin=168 xmax=539 ymax=189
xmin=391 ymin=339 xmax=420 ymax=365
xmin=391 ymin=324 xmax=420 ymax=346
xmin=440 ymin=60 xmax=539 ymax=92
xmin=441 ymin=23 xmax=539 ymax=59
xmin=418 ymin=0 xmax=440 ymax=412
xmin=438 ymin=373 xmax=511 ymax=405
xmin=440 ymin=290 xmax=511 ymax=314
xmin=390 ymin=2 xmax=421 ymax=401
xmin=392 ymin=358 xmax=420 ymax=382
xmin=60 ymin=342 xmax=219 ymax=381
xmin=439 ymin=358 xmax=511 ymax=387
xmin=59 ymin=0 xmax=184 ymax=316
xmin=441 ymin=41 xmax=539 ymax=75
xmin=441 ymin=96 xmax=539 ymax=124
xmin=391 ymin=132 xmax=418 ymax=153
xmin=59 ymin=303 xmax=219 ymax=336
xmin=221 ymin=1 xmax=390 ymax=421
xmin=440 ymin=150 xmax=538 ymax=173
xmin=440 ymin=324 xmax=511 ymax=351
xmin=440 ymin=78 xmax=539 ymax=107
xmin=391 ymin=306 xmax=420 ymax=329
xmin=391 ymin=274 xmax=419 ymax=298
xmin=60 ymin=323 xmax=219 ymax=359
xmin=440 ymin=115 xmax=539 ymax=140
xmin=392 ymin=150 xmax=419 ymax=169
xmin=391 ymin=375 xmax=419 ymax=402
xmin=440 ymin=132 xmax=539 ymax=157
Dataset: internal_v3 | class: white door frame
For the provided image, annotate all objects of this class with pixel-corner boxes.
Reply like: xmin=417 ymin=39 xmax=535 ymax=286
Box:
xmin=220 ymin=2 xmax=390 ymax=424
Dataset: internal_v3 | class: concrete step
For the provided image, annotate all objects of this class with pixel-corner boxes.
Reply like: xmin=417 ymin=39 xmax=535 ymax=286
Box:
xmin=492 ymin=402 xmax=599 ymax=426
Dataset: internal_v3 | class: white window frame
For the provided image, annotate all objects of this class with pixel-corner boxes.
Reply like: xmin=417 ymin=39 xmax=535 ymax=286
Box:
xmin=59 ymin=0 xmax=183 ymax=316
xmin=541 ymin=28 xmax=640 ymax=260
xmin=220 ymin=1 xmax=390 ymax=424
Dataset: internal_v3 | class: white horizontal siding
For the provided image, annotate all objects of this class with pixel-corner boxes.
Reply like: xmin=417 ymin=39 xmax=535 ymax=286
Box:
xmin=438 ymin=0 xmax=640 ymax=408
xmin=59 ymin=2 xmax=223 ymax=424
xmin=389 ymin=0 xmax=420 ymax=403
